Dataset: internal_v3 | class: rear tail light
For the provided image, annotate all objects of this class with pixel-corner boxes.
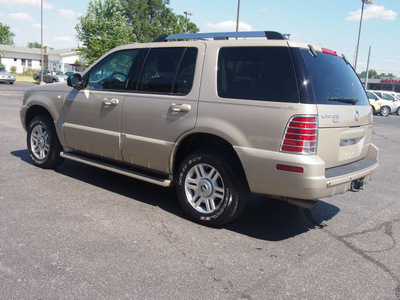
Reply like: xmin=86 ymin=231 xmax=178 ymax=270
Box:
xmin=280 ymin=115 xmax=318 ymax=155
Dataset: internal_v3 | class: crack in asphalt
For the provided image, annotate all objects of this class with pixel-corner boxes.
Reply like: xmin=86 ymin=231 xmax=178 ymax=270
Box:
xmin=306 ymin=210 xmax=400 ymax=299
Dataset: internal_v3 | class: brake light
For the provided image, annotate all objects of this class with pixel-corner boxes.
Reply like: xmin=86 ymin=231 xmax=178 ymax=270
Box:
xmin=280 ymin=116 xmax=318 ymax=154
xmin=321 ymin=47 xmax=338 ymax=56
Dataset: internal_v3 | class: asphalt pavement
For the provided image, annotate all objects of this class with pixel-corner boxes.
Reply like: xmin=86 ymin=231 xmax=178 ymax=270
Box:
xmin=1 ymin=82 xmax=399 ymax=299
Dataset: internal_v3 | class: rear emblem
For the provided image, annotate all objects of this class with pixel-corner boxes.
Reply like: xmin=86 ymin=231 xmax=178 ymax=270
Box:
xmin=355 ymin=110 xmax=359 ymax=121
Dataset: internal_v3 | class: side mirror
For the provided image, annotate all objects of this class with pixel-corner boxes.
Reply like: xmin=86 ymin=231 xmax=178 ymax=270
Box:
xmin=67 ymin=74 xmax=84 ymax=90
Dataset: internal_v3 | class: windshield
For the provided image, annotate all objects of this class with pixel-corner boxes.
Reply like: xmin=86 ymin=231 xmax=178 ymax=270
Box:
xmin=294 ymin=49 xmax=369 ymax=106
xmin=0 ymin=67 xmax=6 ymax=72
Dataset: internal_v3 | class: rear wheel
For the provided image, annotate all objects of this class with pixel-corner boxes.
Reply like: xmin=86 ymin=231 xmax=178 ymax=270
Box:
xmin=380 ymin=106 xmax=390 ymax=117
xmin=176 ymin=151 xmax=248 ymax=227
xmin=396 ymin=107 xmax=400 ymax=116
xmin=27 ymin=115 xmax=63 ymax=169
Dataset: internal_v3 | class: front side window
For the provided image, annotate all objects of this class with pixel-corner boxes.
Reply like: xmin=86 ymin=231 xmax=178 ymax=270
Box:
xmin=217 ymin=47 xmax=299 ymax=102
xmin=137 ymin=47 xmax=197 ymax=94
xmin=87 ymin=49 xmax=139 ymax=91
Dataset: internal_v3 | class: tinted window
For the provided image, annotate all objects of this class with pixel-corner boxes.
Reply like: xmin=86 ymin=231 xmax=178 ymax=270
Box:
xmin=87 ymin=49 xmax=139 ymax=91
xmin=138 ymin=47 xmax=197 ymax=94
xmin=299 ymin=50 xmax=369 ymax=106
xmin=217 ymin=47 xmax=299 ymax=102
xmin=173 ymin=48 xmax=198 ymax=94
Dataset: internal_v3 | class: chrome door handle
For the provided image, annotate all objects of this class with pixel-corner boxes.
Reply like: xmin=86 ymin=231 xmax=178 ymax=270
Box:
xmin=103 ymin=98 xmax=119 ymax=106
xmin=170 ymin=103 xmax=191 ymax=112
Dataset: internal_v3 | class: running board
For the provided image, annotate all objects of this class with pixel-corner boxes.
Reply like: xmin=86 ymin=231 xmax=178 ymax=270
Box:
xmin=60 ymin=152 xmax=172 ymax=187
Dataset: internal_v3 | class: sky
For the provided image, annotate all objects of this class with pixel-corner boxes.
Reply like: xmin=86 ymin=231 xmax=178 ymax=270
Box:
xmin=0 ymin=0 xmax=399 ymax=76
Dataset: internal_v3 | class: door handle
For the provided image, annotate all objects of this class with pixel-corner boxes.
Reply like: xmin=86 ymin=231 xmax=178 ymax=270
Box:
xmin=103 ymin=98 xmax=119 ymax=106
xmin=170 ymin=103 xmax=191 ymax=112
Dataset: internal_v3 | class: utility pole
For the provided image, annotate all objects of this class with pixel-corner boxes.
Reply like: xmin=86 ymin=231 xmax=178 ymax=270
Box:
xmin=236 ymin=0 xmax=241 ymax=32
xmin=365 ymin=46 xmax=371 ymax=89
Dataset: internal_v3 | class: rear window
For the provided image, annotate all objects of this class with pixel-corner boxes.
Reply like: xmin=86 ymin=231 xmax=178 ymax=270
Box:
xmin=298 ymin=49 xmax=369 ymax=106
xmin=217 ymin=47 xmax=299 ymax=102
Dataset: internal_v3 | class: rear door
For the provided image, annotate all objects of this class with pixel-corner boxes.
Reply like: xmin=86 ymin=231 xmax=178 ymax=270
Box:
xmin=293 ymin=47 xmax=373 ymax=168
xmin=121 ymin=45 xmax=204 ymax=174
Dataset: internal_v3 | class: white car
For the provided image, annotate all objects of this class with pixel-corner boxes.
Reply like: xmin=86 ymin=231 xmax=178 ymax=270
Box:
xmin=366 ymin=90 xmax=399 ymax=116
xmin=0 ymin=67 xmax=16 ymax=84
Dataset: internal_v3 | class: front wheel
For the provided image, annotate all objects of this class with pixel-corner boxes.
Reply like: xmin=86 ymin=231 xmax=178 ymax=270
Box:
xmin=27 ymin=115 xmax=63 ymax=169
xmin=396 ymin=107 xmax=400 ymax=116
xmin=380 ymin=106 xmax=390 ymax=117
xmin=176 ymin=151 xmax=248 ymax=227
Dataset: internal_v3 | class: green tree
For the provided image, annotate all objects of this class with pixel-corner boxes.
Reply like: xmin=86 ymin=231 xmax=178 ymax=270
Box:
xmin=75 ymin=0 xmax=133 ymax=64
xmin=27 ymin=41 xmax=42 ymax=49
xmin=121 ymin=0 xmax=199 ymax=43
xmin=0 ymin=22 xmax=15 ymax=45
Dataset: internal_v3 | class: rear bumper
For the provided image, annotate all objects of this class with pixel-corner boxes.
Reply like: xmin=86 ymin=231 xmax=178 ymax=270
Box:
xmin=235 ymin=143 xmax=379 ymax=200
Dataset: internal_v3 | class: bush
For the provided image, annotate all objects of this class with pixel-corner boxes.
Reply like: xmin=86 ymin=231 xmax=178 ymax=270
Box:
xmin=10 ymin=66 xmax=16 ymax=73
xmin=22 ymin=68 xmax=39 ymax=77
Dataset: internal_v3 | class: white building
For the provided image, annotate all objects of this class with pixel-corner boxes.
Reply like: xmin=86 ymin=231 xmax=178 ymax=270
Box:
xmin=0 ymin=45 xmax=85 ymax=74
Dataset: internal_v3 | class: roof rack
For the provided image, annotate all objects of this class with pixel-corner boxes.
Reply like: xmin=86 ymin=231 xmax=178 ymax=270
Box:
xmin=153 ymin=31 xmax=287 ymax=42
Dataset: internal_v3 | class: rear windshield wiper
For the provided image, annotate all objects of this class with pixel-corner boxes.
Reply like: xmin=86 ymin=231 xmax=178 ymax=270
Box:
xmin=329 ymin=97 xmax=358 ymax=105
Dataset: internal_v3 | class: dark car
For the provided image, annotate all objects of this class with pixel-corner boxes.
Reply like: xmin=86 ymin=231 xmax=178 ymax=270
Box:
xmin=33 ymin=70 xmax=68 ymax=84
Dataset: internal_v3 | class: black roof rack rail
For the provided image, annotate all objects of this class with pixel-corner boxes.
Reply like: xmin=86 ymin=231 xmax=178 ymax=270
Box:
xmin=153 ymin=31 xmax=287 ymax=42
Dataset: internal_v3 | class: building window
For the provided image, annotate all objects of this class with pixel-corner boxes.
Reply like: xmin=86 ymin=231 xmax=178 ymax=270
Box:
xmin=28 ymin=60 xmax=32 ymax=68
xmin=21 ymin=59 xmax=26 ymax=66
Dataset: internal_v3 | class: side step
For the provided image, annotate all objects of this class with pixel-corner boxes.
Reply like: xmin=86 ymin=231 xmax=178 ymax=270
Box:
xmin=60 ymin=152 xmax=172 ymax=187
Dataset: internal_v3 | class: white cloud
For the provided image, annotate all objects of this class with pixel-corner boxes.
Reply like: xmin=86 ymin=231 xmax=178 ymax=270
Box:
xmin=0 ymin=0 xmax=54 ymax=9
xmin=59 ymin=9 xmax=77 ymax=20
xmin=205 ymin=20 xmax=254 ymax=32
xmin=346 ymin=5 xmax=398 ymax=21
xmin=53 ymin=36 xmax=74 ymax=42
xmin=8 ymin=12 xmax=34 ymax=22
xmin=262 ymin=8 xmax=268 ymax=13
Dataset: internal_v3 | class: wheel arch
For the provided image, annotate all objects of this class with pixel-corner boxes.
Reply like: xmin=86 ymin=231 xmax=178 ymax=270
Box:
xmin=24 ymin=105 xmax=53 ymax=129
xmin=172 ymin=133 xmax=249 ymax=188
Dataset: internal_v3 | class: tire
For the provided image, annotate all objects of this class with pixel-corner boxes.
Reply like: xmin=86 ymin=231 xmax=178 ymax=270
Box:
xmin=27 ymin=115 xmax=63 ymax=169
xmin=36 ymin=77 xmax=40 ymax=85
xmin=370 ymin=106 xmax=375 ymax=115
xmin=52 ymin=79 xmax=57 ymax=83
xmin=396 ymin=107 xmax=400 ymax=116
xmin=176 ymin=151 xmax=248 ymax=227
xmin=380 ymin=106 xmax=390 ymax=117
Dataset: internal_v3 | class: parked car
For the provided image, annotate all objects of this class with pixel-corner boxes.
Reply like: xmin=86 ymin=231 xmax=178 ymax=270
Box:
xmin=33 ymin=69 xmax=50 ymax=83
xmin=367 ymin=90 xmax=400 ymax=115
xmin=33 ymin=70 xmax=68 ymax=84
xmin=20 ymin=31 xmax=379 ymax=226
xmin=65 ymin=72 xmax=75 ymax=77
xmin=0 ymin=66 xmax=16 ymax=84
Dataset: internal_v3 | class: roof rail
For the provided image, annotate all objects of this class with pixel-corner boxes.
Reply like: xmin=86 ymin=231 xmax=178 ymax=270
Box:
xmin=153 ymin=31 xmax=287 ymax=42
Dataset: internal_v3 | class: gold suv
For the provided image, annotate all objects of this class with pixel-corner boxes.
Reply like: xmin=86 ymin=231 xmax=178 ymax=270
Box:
xmin=20 ymin=31 xmax=379 ymax=226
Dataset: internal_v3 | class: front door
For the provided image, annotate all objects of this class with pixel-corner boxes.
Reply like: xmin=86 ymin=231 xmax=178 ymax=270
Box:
xmin=62 ymin=49 xmax=139 ymax=161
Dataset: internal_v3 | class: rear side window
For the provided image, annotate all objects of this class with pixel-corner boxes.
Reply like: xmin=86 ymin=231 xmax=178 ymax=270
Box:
xmin=137 ymin=47 xmax=197 ymax=94
xmin=217 ymin=47 xmax=299 ymax=102
xmin=299 ymin=49 xmax=369 ymax=106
